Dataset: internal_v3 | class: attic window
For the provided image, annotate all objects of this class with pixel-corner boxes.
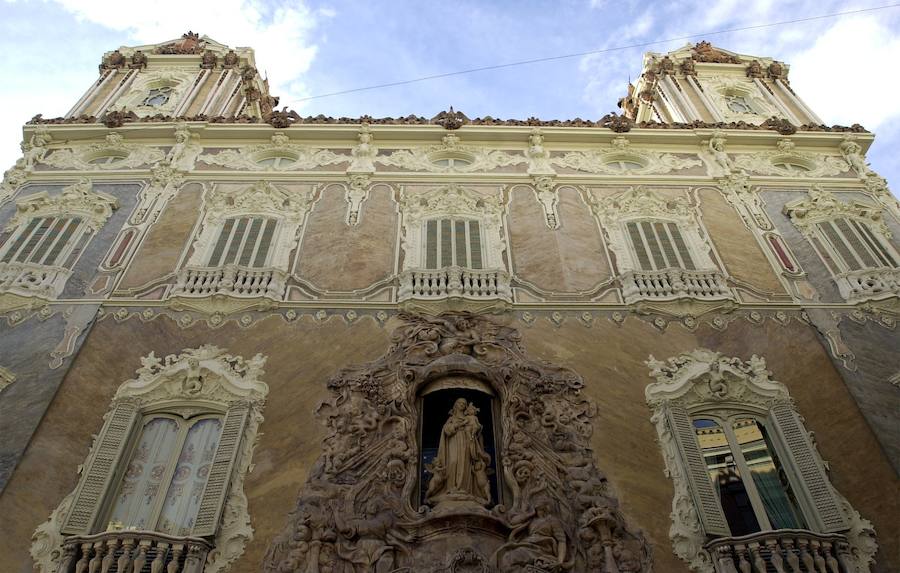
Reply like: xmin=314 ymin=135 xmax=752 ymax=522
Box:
xmin=255 ymin=153 xmax=298 ymax=169
xmin=143 ymin=87 xmax=174 ymax=108
xmin=725 ymin=94 xmax=755 ymax=114
xmin=603 ymin=158 xmax=646 ymax=172
xmin=88 ymin=152 xmax=129 ymax=165
xmin=772 ymin=160 xmax=811 ymax=174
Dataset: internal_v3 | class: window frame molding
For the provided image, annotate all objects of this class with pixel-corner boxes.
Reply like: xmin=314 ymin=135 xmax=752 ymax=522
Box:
xmin=31 ymin=345 xmax=269 ymax=573
xmin=112 ymin=68 xmax=196 ymax=117
xmin=42 ymin=133 xmax=165 ymax=171
xmin=0 ymin=178 xmax=118 ymax=298
xmin=784 ymin=185 xmax=899 ymax=301
xmin=644 ymin=348 xmax=877 ymax=573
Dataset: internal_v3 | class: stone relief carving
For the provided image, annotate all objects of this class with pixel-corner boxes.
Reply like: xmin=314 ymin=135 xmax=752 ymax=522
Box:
xmin=7 ymin=178 xmax=118 ymax=232
xmin=551 ymin=136 xmax=701 ymax=175
xmin=31 ymin=344 xmax=269 ymax=573
xmin=21 ymin=126 xmax=52 ymax=171
xmin=839 ymin=135 xmax=874 ymax=181
xmin=717 ymin=172 xmax=772 ymax=231
xmin=700 ymin=76 xmax=776 ymax=123
xmin=525 ymin=129 xmax=555 ymax=175
xmin=166 ymin=122 xmax=202 ymax=171
xmin=263 ymin=312 xmax=650 ymax=573
xmin=348 ymin=124 xmax=377 ymax=173
xmin=0 ymin=163 xmax=28 ymax=205
xmin=731 ymin=138 xmax=850 ymax=178
xmin=532 ymin=177 xmax=560 ymax=230
xmin=110 ymin=67 xmax=197 ymax=117
xmin=0 ymin=364 xmax=15 ymax=393
xmin=198 ymin=132 xmax=349 ymax=171
xmin=42 ymin=133 xmax=165 ymax=170
xmin=345 ymin=174 xmax=371 ymax=226
xmin=645 ymin=348 xmax=877 ymax=573
xmin=783 ymin=185 xmax=890 ymax=239
xmin=700 ymin=131 xmax=732 ymax=177
xmin=376 ymin=134 xmax=528 ymax=173
xmin=399 ymin=184 xmax=506 ymax=271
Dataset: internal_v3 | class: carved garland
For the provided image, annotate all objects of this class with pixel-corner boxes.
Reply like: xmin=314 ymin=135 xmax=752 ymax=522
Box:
xmin=731 ymin=139 xmax=850 ymax=178
xmin=198 ymin=132 xmax=349 ymax=171
xmin=783 ymin=185 xmax=891 ymax=239
xmin=551 ymin=136 xmax=702 ymax=175
xmin=644 ymin=348 xmax=877 ymax=573
xmin=399 ymin=184 xmax=506 ymax=270
xmin=42 ymin=134 xmax=165 ymax=171
xmin=376 ymin=134 xmax=528 ymax=173
xmin=6 ymin=178 xmax=118 ymax=233
xmin=263 ymin=312 xmax=651 ymax=573
xmin=31 ymin=345 xmax=269 ymax=573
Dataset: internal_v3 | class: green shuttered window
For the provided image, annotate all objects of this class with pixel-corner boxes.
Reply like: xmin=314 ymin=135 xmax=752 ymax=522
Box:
xmin=817 ymin=217 xmax=898 ymax=271
xmin=1 ymin=216 xmax=83 ymax=266
xmin=208 ymin=216 xmax=277 ymax=268
xmin=424 ymin=218 xmax=483 ymax=269
xmin=625 ymin=220 xmax=695 ymax=271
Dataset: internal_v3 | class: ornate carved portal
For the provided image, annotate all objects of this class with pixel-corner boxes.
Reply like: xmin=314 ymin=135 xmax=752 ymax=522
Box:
xmin=264 ymin=313 xmax=649 ymax=573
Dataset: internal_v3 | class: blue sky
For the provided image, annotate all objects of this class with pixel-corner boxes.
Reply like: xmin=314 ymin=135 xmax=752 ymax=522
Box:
xmin=1 ymin=0 xmax=899 ymax=189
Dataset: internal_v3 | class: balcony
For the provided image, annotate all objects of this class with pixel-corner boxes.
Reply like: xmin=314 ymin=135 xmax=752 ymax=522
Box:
xmin=705 ymin=529 xmax=857 ymax=573
xmin=0 ymin=262 xmax=72 ymax=299
xmin=835 ymin=268 xmax=900 ymax=302
xmin=398 ymin=267 xmax=512 ymax=304
xmin=172 ymin=265 xmax=286 ymax=300
xmin=620 ymin=268 xmax=734 ymax=304
xmin=55 ymin=531 xmax=212 ymax=573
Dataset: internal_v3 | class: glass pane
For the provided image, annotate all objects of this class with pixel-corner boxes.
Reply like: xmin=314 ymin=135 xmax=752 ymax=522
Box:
xmin=641 ymin=221 xmax=667 ymax=269
xmin=735 ymin=418 xmax=807 ymax=530
xmin=852 ymin=219 xmax=896 ymax=267
xmin=819 ymin=221 xmax=860 ymax=270
xmin=107 ymin=418 xmax=179 ymax=531
xmin=834 ymin=218 xmax=878 ymax=268
xmin=222 ymin=218 xmax=249 ymax=265
xmin=16 ymin=217 xmax=53 ymax=263
xmin=238 ymin=218 xmax=263 ymax=267
xmin=693 ymin=418 xmax=760 ymax=536
xmin=157 ymin=418 xmax=223 ymax=535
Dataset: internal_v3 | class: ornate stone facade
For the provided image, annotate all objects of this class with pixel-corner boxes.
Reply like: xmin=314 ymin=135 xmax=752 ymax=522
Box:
xmin=0 ymin=36 xmax=897 ymax=573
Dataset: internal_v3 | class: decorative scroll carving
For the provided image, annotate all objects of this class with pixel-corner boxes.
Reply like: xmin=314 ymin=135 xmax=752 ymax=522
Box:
xmin=432 ymin=107 xmax=469 ymax=129
xmin=551 ymin=136 xmax=701 ymax=175
xmin=166 ymin=123 xmax=202 ymax=171
xmin=263 ymin=313 xmax=650 ymax=573
xmin=525 ymin=129 xmax=555 ymax=175
xmin=348 ymin=124 xmax=377 ymax=173
xmin=8 ymin=178 xmax=118 ymax=232
xmin=32 ymin=345 xmax=269 ymax=573
xmin=0 ymin=164 xmax=27 ymax=204
xmin=783 ymin=185 xmax=889 ymax=238
xmin=732 ymin=139 xmax=850 ymax=178
xmin=645 ymin=349 xmax=877 ymax=572
xmin=839 ymin=135 xmax=873 ymax=180
xmin=701 ymin=130 xmax=732 ymax=177
xmin=532 ymin=176 xmax=560 ymax=229
xmin=345 ymin=174 xmax=371 ymax=226
xmin=21 ymin=126 xmax=52 ymax=171
xmin=42 ymin=133 xmax=165 ymax=170
xmin=700 ymin=76 xmax=776 ymax=123
xmin=115 ymin=67 xmax=196 ymax=117
xmin=691 ymin=42 xmax=742 ymax=64
xmin=718 ymin=172 xmax=772 ymax=231
xmin=376 ymin=134 xmax=527 ymax=173
xmin=198 ymin=132 xmax=348 ymax=171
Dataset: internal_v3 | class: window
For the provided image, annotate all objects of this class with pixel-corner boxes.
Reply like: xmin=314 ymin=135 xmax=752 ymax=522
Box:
xmin=424 ymin=218 xmax=483 ymax=269
xmin=431 ymin=157 xmax=472 ymax=168
xmin=142 ymin=87 xmax=174 ymax=107
xmin=724 ymin=94 xmax=755 ymax=114
xmin=816 ymin=217 xmax=897 ymax=271
xmin=772 ymin=160 xmax=811 ymax=174
xmin=255 ymin=154 xmax=297 ymax=169
xmin=1 ymin=216 xmax=83 ymax=266
xmin=32 ymin=345 xmax=268 ymax=573
xmin=207 ymin=216 xmax=277 ymax=268
xmin=88 ymin=153 xmax=129 ymax=166
xmin=645 ymin=349 xmax=876 ymax=571
xmin=603 ymin=159 xmax=645 ymax=171
xmin=625 ymin=220 xmax=695 ymax=271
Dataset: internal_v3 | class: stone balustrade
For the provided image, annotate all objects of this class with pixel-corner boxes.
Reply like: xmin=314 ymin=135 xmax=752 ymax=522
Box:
xmin=620 ymin=268 xmax=734 ymax=304
xmin=706 ymin=529 xmax=857 ymax=573
xmin=0 ymin=262 xmax=72 ymax=298
xmin=398 ymin=267 xmax=512 ymax=302
xmin=835 ymin=268 xmax=900 ymax=302
xmin=55 ymin=531 xmax=212 ymax=573
xmin=172 ymin=264 xmax=286 ymax=300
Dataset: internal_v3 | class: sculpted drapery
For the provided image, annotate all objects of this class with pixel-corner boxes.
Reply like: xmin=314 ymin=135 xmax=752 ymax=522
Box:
xmin=425 ymin=397 xmax=492 ymax=508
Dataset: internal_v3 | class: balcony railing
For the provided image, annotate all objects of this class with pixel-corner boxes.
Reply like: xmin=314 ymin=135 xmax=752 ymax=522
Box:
xmin=620 ymin=268 xmax=734 ymax=304
xmin=835 ymin=268 xmax=900 ymax=302
xmin=398 ymin=267 xmax=512 ymax=302
xmin=706 ymin=529 xmax=857 ymax=573
xmin=172 ymin=265 xmax=286 ymax=300
xmin=0 ymin=262 xmax=72 ymax=298
xmin=55 ymin=531 xmax=212 ymax=573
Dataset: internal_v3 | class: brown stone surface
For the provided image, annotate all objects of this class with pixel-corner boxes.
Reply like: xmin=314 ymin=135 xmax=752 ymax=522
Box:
xmin=1 ymin=312 xmax=896 ymax=572
xmin=295 ymin=184 xmax=397 ymax=291
xmin=698 ymin=187 xmax=785 ymax=295
xmin=118 ymin=182 xmax=203 ymax=291
xmin=507 ymin=185 xmax=610 ymax=293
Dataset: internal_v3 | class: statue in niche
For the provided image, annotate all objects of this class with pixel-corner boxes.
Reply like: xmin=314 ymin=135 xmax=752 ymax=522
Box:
xmin=426 ymin=398 xmax=492 ymax=509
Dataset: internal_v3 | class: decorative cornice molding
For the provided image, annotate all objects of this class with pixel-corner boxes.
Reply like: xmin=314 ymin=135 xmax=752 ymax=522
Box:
xmin=551 ymin=136 xmax=702 ymax=175
xmin=7 ymin=178 xmax=118 ymax=232
xmin=375 ymin=133 xmax=527 ymax=173
xmin=42 ymin=134 xmax=165 ymax=170
xmin=198 ymin=132 xmax=348 ymax=171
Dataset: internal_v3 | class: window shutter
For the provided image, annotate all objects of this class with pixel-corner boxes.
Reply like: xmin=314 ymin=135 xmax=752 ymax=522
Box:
xmin=667 ymin=223 xmax=696 ymax=270
xmin=851 ymin=219 xmax=897 ymax=267
xmin=425 ymin=220 xmax=438 ymax=269
xmin=191 ymin=404 xmax=249 ymax=537
xmin=252 ymin=219 xmax=277 ymax=267
xmin=665 ymin=405 xmax=731 ymax=536
xmin=469 ymin=220 xmax=482 ymax=269
xmin=61 ymin=402 xmax=139 ymax=534
xmin=819 ymin=221 xmax=860 ymax=270
xmin=627 ymin=222 xmax=653 ymax=270
xmin=2 ymin=218 xmax=40 ymax=263
xmin=768 ymin=402 xmax=848 ymax=532
xmin=834 ymin=218 xmax=877 ymax=268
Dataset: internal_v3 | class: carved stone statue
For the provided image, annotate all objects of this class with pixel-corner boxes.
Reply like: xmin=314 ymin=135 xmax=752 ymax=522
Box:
xmin=496 ymin=497 xmax=570 ymax=572
xmin=426 ymin=398 xmax=491 ymax=509
xmin=839 ymin=135 xmax=872 ymax=180
xmin=707 ymin=131 xmax=732 ymax=176
xmin=20 ymin=127 xmax=51 ymax=171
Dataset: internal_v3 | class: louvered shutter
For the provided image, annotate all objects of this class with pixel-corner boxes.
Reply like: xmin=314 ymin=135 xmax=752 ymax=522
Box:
xmin=665 ymin=405 xmax=731 ymax=536
xmin=191 ymin=404 xmax=249 ymax=537
xmin=768 ymin=402 xmax=848 ymax=532
xmin=61 ymin=403 xmax=139 ymax=534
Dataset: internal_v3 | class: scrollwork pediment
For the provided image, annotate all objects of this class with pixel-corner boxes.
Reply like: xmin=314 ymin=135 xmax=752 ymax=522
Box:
xmin=205 ymin=180 xmax=315 ymax=222
xmin=589 ymin=185 xmax=693 ymax=224
xmin=783 ymin=185 xmax=889 ymax=236
xmin=375 ymin=134 xmax=527 ymax=173
xmin=401 ymin=184 xmax=503 ymax=224
xmin=42 ymin=134 xmax=165 ymax=170
xmin=551 ymin=137 xmax=702 ymax=175
xmin=731 ymin=140 xmax=850 ymax=178
xmin=8 ymin=178 xmax=118 ymax=232
xmin=198 ymin=133 xmax=349 ymax=171
xmin=645 ymin=348 xmax=789 ymax=410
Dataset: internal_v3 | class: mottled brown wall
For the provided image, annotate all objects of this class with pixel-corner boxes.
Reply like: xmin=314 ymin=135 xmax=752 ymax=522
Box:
xmin=295 ymin=185 xmax=397 ymax=291
xmin=698 ymin=187 xmax=785 ymax=295
xmin=118 ymin=182 xmax=203 ymax=291
xmin=507 ymin=186 xmax=610 ymax=292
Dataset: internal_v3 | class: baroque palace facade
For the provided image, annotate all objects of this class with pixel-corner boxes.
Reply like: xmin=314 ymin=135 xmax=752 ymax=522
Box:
xmin=0 ymin=33 xmax=898 ymax=573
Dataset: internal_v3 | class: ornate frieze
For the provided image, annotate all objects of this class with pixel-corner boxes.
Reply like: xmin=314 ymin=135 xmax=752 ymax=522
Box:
xmin=7 ymin=178 xmax=118 ymax=232
xmin=263 ymin=313 xmax=650 ymax=573
xmin=731 ymin=139 xmax=850 ymax=178
xmin=198 ymin=132 xmax=348 ymax=171
xmin=551 ymin=136 xmax=701 ymax=175
xmin=42 ymin=133 xmax=165 ymax=170
xmin=376 ymin=134 xmax=527 ymax=173
xmin=783 ymin=185 xmax=889 ymax=238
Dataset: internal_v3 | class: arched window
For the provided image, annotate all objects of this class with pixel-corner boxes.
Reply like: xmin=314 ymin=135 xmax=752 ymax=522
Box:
xmin=31 ymin=345 xmax=268 ymax=573
xmin=645 ymin=349 xmax=875 ymax=573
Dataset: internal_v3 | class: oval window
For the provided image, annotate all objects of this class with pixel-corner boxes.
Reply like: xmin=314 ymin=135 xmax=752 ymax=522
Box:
xmin=255 ymin=154 xmax=298 ymax=169
xmin=88 ymin=152 xmax=129 ymax=165
xmin=142 ymin=87 xmax=174 ymax=108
